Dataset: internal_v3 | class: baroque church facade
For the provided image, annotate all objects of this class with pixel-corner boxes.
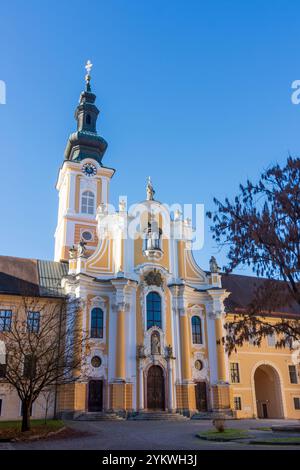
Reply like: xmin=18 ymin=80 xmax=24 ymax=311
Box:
xmin=0 ymin=67 xmax=300 ymax=420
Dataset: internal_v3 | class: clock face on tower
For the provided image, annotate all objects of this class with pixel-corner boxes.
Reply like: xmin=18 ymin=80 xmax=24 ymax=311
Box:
xmin=82 ymin=162 xmax=97 ymax=177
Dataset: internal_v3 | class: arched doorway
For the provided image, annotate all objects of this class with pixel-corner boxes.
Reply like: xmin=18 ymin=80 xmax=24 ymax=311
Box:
xmin=254 ymin=365 xmax=284 ymax=418
xmin=147 ymin=365 xmax=165 ymax=410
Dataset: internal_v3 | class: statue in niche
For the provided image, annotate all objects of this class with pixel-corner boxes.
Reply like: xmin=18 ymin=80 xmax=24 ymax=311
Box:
xmin=151 ymin=332 xmax=161 ymax=355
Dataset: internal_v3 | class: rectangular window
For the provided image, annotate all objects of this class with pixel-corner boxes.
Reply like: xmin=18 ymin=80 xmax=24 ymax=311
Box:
xmin=230 ymin=363 xmax=240 ymax=383
xmin=267 ymin=334 xmax=276 ymax=347
xmin=0 ymin=310 xmax=12 ymax=332
xmin=294 ymin=397 xmax=300 ymax=410
xmin=234 ymin=396 xmax=242 ymax=410
xmin=27 ymin=311 xmax=40 ymax=333
xmin=289 ymin=365 xmax=298 ymax=384
xmin=0 ymin=356 xmax=7 ymax=378
xmin=23 ymin=355 xmax=36 ymax=379
xmin=0 ymin=399 xmax=2 ymax=416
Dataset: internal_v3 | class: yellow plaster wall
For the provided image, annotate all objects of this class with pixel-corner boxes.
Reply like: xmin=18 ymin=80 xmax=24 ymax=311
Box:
xmin=228 ymin=323 xmax=300 ymax=418
xmin=134 ymin=237 xmax=170 ymax=269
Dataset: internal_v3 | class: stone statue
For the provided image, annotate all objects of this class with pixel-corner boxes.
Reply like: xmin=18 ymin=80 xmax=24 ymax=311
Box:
xmin=137 ymin=344 xmax=146 ymax=359
xmin=146 ymin=176 xmax=155 ymax=201
xmin=165 ymin=344 xmax=173 ymax=359
xmin=77 ymin=239 xmax=87 ymax=258
xmin=209 ymin=256 xmax=220 ymax=273
xmin=119 ymin=199 xmax=126 ymax=212
xmin=151 ymin=332 xmax=160 ymax=355
xmin=69 ymin=245 xmax=77 ymax=259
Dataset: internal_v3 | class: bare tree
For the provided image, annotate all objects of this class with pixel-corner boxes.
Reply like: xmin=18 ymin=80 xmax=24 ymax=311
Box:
xmin=207 ymin=157 xmax=300 ymax=353
xmin=0 ymin=296 xmax=85 ymax=431
xmin=40 ymin=387 xmax=55 ymax=424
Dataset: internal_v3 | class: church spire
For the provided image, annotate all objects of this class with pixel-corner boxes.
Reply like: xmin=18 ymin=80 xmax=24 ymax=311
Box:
xmin=64 ymin=61 xmax=108 ymax=164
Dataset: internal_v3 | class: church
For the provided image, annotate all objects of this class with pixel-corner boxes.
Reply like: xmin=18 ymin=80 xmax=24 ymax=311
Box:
xmin=0 ymin=64 xmax=300 ymax=421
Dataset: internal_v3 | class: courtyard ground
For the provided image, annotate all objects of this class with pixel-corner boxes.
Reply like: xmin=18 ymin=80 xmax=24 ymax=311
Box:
xmin=0 ymin=418 xmax=299 ymax=450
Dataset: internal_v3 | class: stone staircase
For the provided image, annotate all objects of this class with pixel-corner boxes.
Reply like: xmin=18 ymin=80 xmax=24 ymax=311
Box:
xmin=75 ymin=411 xmax=125 ymax=421
xmin=128 ymin=411 xmax=189 ymax=421
xmin=191 ymin=410 xmax=234 ymax=420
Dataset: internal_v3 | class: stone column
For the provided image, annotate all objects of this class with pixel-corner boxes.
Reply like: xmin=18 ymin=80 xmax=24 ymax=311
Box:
xmin=167 ymin=359 xmax=174 ymax=411
xmin=139 ymin=365 xmax=144 ymax=410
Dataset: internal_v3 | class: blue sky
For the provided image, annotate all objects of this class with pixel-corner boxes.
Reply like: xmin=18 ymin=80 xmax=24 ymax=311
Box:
xmin=1 ymin=0 xmax=300 ymax=274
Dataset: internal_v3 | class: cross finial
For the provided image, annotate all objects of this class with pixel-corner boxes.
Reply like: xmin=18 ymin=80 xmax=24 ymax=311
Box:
xmin=85 ymin=60 xmax=93 ymax=91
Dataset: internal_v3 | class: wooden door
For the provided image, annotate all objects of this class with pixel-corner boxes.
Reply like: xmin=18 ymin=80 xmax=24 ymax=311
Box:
xmin=195 ymin=382 xmax=208 ymax=412
xmin=88 ymin=380 xmax=103 ymax=412
xmin=147 ymin=366 xmax=165 ymax=410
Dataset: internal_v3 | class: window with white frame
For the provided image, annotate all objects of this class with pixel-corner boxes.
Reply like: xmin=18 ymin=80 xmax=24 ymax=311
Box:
xmin=27 ymin=311 xmax=40 ymax=333
xmin=230 ymin=362 xmax=240 ymax=383
xmin=81 ymin=190 xmax=95 ymax=215
xmin=234 ymin=396 xmax=242 ymax=410
xmin=146 ymin=292 xmax=162 ymax=330
xmin=91 ymin=308 xmax=104 ymax=338
xmin=191 ymin=316 xmax=203 ymax=344
xmin=0 ymin=310 xmax=12 ymax=332
xmin=289 ymin=365 xmax=298 ymax=384
xmin=267 ymin=333 xmax=276 ymax=347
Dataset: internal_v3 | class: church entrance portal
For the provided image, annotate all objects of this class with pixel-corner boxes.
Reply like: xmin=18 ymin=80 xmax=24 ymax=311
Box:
xmin=147 ymin=365 xmax=165 ymax=410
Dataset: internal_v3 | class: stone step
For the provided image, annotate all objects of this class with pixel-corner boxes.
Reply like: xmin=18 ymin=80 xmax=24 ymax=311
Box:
xmin=76 ymin=412 xmax=124 ymax=421
xmin=129 ymin=412 xmax=188 ymax=421
xmin=192 ymin=410 xmax=234 ymax=420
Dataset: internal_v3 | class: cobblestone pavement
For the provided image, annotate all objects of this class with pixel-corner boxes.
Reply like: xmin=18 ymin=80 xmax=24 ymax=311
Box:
xmin=2 ymin=418 xmax=298 ymax=450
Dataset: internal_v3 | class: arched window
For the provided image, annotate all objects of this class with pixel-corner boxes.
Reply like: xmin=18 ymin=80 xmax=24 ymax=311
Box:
xmin=191 ymin=316 xmax=202 ymax=344
xmin=81 ymin=190 xmax=95 ymax=215
xmin=146 ymin=292 xmax=162 ymax=330
xmin=86 ymin=114 xmax=91 ymax=125
xmin=91 ymin=308 xmax=103 ymax=338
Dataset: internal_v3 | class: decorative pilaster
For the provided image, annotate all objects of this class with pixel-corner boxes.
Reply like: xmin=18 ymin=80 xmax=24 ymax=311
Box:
xmin=110 ymin=278 xmax=136 ymax=412
xmin=207 ymin=289 xmax=231 ymax=412
xmin=179 ymin=308 xmax=192 ymax=382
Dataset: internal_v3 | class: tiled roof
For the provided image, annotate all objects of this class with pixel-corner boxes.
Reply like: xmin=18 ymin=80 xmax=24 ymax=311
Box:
xmin=0 ymin=256 xmax=68 ymax=298
xmin=221 ymin=273 xmax=300 ymax=316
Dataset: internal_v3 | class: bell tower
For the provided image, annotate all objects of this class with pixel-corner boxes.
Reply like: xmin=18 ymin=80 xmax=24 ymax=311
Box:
xmin=54 ymin=61 xmax=115 ymax=262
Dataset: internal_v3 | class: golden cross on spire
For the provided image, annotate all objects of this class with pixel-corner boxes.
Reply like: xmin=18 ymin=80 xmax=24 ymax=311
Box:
xmin=85 ymin=60 xmax=93 ymax=90
xmin=85 ymin=60 xmax=93 ymax=75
